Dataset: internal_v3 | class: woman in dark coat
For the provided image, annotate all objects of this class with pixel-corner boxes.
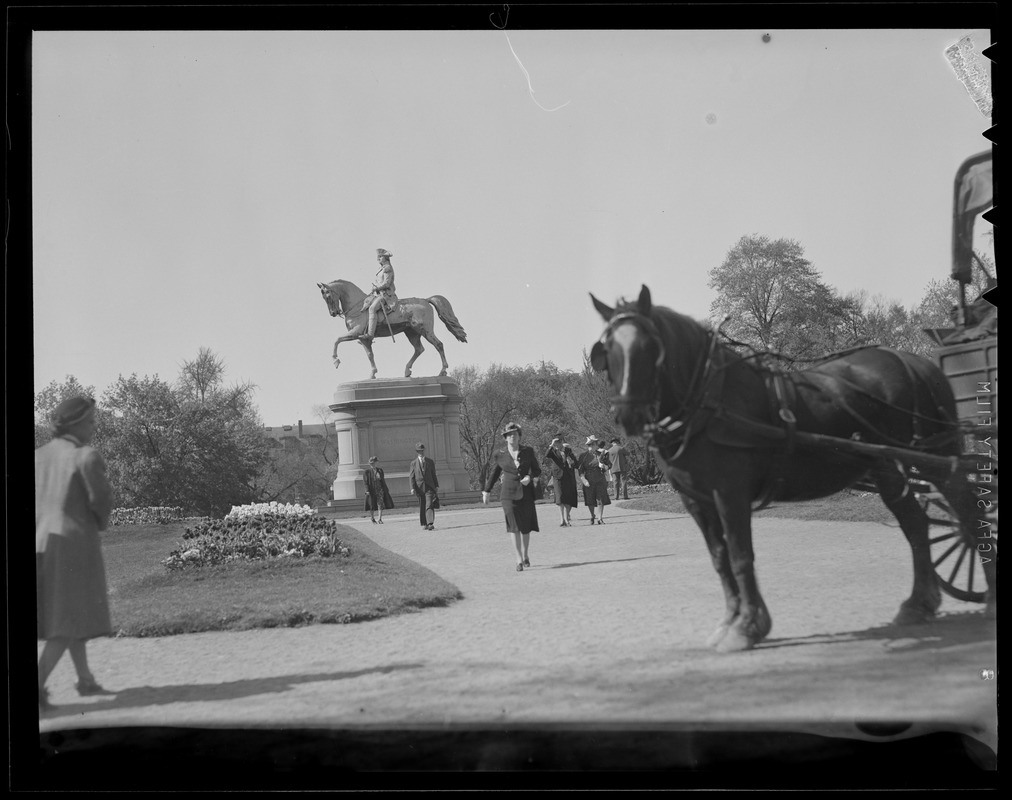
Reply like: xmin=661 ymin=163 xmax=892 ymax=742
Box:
xmin=576 ymin=436 xmax=611 ymax=525
xmin=543 ymin=434 xmax=578 ymax=527
xmin=482 ymin=422 xmax=541 ymax=571
xmin=36 ymin=396 xmax=114 ymax=710
xmin=363 ymin=456 xmax=394 ymax=523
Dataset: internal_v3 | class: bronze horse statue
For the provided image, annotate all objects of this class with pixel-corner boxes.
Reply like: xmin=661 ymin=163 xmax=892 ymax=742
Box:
xmin=318 ymin=279 xmax=467 ymax=378
xmin=590 ymin=285 xmax=993 ymax=653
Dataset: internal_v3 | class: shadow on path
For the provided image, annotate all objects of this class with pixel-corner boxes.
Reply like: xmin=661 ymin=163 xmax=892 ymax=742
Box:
xmin=758 ymin=611 xmax=996 ymax=655
xmin=40 ymin=663 xmax=425 ymax=718
xmin=545 ymin=553 xmax=678 ymax=570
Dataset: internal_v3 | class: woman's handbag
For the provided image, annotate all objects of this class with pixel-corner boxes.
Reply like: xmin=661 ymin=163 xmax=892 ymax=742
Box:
xmin=534 ymin=478 xmax=545 ymax=501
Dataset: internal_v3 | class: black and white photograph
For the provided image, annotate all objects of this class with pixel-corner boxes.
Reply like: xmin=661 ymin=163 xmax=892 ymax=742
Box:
xmin=15 ymin=4 xmax=996 ymax=789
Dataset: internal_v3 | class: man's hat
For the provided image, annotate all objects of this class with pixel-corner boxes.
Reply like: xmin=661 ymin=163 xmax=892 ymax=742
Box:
xmin=415 ymin=442 xmax=426 ymax=451
xmin=502 ymin=422 xmax=522 ymax=438
xmin=50 ymin=396 xmax=96 ymax=431
xmin=611 ymin=437 xmax=621 ymax=444
xmin=585 ymin=435 xmax=599 ymax=446
xmin=368 ymin=456 xmax=379 ymax=463
xmin=377 ymin=249 xmax=393 ymax=259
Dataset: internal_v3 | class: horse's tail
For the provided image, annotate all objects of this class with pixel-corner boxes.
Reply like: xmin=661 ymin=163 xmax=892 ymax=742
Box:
xmin=427 ymin=296 xmax=468 ymax=342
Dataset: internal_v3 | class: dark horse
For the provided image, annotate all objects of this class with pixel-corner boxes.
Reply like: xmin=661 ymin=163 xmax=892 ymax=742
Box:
xmin=318 ymin=279 xmax=467 ymax=378
xmin=590 ymin=285 xmax=993 ymax=652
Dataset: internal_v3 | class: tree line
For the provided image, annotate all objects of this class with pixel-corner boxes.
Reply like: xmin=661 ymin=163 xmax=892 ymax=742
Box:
xmin=36 ymin=232 xmax=990 ymax=513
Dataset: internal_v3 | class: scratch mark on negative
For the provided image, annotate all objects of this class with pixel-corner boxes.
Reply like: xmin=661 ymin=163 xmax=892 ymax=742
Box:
xmin=503 ymin=31 xmax=571 ymax=113
xmin=945 ymin=36 xmax=992 ymax=118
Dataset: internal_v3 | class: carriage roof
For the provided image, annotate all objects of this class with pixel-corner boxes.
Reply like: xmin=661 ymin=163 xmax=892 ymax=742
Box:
xmin=951 ymin=150 xmax=993 ymax=284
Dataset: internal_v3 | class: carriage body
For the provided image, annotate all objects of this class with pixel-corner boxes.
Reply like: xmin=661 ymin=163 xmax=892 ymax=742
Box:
xmin=914 ymin=151 xmax=996 ymax=603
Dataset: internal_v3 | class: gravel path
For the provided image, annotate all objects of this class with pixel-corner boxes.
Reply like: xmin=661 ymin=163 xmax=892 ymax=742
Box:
xmin=36 ymin=503 xmax=997 ymax=778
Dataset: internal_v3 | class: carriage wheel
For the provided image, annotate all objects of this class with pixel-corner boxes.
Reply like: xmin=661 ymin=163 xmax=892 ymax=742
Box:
xmin=918 ymin=491 xmax=996 ymax=603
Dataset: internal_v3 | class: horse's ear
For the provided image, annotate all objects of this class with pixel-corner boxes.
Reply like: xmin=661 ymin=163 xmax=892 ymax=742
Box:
xmin=637 ymin=285 xmax=652 ymax=316
xmin=590 ymin=293 xmax=615 ymax=321
xmin=590 ymin=340 xmax=609 ymax=373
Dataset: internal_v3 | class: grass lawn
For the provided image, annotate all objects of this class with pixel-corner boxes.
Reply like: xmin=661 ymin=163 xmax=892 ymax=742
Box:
xmin=102 ymin=522 xmax=461 ymax=637
xmin=620 ymin=488 xmax=898 ymax=524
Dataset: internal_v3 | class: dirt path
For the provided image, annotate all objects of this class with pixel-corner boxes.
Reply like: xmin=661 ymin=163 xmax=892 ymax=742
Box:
xmin=36 ymin=503 xmax=997 ymax=778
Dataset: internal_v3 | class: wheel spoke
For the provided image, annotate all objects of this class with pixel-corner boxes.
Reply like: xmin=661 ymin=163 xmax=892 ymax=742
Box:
xmin=929 ymin=531 xmax=961 ymax=546
xmin=966 ymin=545 xmax=977 ymax=594
xmin=932 ymin=539 xmax=963 ymax=568
xmin=946 ymin=543 xmax=969 ymax=585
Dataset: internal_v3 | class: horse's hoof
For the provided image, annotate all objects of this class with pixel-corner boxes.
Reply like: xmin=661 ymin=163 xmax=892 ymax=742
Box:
xmin=714 ymin=627 xmax=755 ymax=653
xmin=892 ymin=604 xmax=936 ymax=626
xmin=754 ymin=605 xmax=773 ymax=641
xmin=706 ymin=623 xmax=730 ymax=648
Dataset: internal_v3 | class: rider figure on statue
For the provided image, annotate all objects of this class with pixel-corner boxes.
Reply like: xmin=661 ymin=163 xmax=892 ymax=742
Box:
xmin=360 ymin=249 xmax=399 ymax=341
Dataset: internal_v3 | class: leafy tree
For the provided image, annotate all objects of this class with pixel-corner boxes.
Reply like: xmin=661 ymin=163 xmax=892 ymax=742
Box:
xmin=255 ymin=405 xmax=339 ymax=506
xmin=708 ymin=234 xmax=853 ymax=361
xmin=97 ymin=351 xmax=270 ymax=516
xmin=34 ymin=376 xmax=100 ymax=448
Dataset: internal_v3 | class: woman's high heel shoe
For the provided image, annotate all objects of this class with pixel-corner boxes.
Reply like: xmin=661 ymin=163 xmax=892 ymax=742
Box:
xmin=523 ymin=557 xmax=530 ymax=567
xmin=75 ymin=678 xmax=111 ymax=696
xmin=516 ymin=563 xmax=524 ymax=572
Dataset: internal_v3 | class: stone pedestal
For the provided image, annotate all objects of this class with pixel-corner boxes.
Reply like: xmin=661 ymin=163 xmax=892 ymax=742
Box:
xmin=329 ymin=376 xmax=476 ymax=505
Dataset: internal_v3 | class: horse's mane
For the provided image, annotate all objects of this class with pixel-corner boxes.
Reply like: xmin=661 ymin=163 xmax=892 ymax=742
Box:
xmin=328 ymin=279 xmax=366 ymax=306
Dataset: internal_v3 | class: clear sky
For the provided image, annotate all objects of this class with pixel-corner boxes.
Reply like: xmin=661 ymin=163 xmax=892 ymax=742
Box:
xmin=31 ymin=27 xmax=992 ymax=426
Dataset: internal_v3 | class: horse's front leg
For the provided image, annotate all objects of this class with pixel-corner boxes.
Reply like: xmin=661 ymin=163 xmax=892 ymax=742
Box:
xmin=333 ymin=327 xmax=365 ymax=370
xmin=681 ymin=493 xmax=741 ymax=648
xmin=711 ymin=486 xmax=771 ymax=653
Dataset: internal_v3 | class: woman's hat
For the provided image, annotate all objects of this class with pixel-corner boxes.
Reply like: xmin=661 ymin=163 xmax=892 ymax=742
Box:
xmin=415 ymin=442 xmax=426 ymax=451
xmin=585 ymin=435 xmax=599 ymax=446
xmin=502 ymin=422 xmax=522 ymax=438
xmin=368 ymin=456 xmax=379 ymax=463
xmin=377 ymin=248 xmax=393 ymax=259
xmin=50 ymin=396 xmax=96 ymax=430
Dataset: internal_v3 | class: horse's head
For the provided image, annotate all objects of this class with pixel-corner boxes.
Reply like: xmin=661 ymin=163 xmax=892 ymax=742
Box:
xmin=318 ymin=282 xmax=343 ymax=317
xmin=590 ymin=285 xmax=667 ymax=438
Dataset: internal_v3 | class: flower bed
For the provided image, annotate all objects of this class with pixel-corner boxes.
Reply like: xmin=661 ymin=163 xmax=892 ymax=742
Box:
xmin=226 ymin=501 xmax=317 ymax=519
xmin=164 ymin=511 xmax=348 ymax=571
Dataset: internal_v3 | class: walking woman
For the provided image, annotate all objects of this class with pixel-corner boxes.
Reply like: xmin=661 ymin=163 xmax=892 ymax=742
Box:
xmin=543 ymin=434 xmax=578 ymax=527
xmin=482 ymin=422 xmax=541 ymax=571
xmin=37 ymin=396 xmax=115 ymax=710
xmin=576 ymin=436 xmax=612 ymax=525
xmin=363 ymin=455 xmax=394 ymax=523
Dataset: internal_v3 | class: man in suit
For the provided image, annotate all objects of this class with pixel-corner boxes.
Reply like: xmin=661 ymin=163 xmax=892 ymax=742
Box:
xmin=607 ymin=437 xmax=630 ymax=500
xmin=409 ymin=442 xmax=439 ymax=530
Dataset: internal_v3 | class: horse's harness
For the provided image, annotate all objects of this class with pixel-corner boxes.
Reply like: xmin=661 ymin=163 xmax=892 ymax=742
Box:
xmin=602 ymin=311 xmax=960 ymax=510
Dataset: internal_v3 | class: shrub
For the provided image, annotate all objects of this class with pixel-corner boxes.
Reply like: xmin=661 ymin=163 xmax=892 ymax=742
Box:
xmin=111 ymin=506 xmax=190 ymax=526
xmin=164 ymin=512 xmax=349 ymax=571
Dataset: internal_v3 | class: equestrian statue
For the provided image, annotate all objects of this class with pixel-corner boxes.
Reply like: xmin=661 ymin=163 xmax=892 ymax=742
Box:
xmin=318 ymin=249 xmax=467 ymax=379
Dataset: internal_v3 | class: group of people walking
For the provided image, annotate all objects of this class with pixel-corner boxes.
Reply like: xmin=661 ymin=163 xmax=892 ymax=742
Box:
xmin=481 ymin=424 xmax=630 ymax=571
